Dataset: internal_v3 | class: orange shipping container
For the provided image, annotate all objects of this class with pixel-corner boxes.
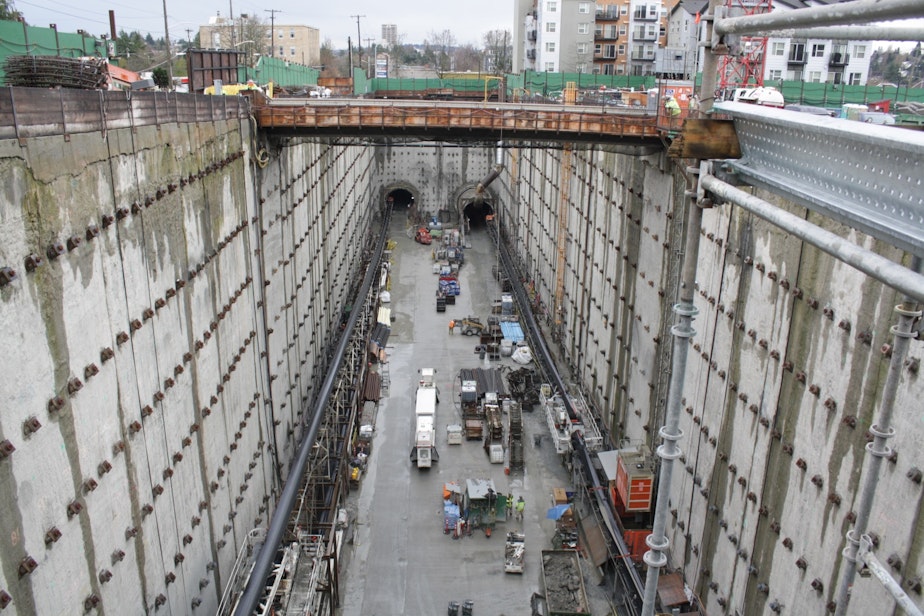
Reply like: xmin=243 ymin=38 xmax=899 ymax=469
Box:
xmin=616 ymin=451 xmax=654 ymax=513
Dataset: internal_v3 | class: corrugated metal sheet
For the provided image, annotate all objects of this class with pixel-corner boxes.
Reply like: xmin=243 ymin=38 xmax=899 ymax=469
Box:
xmin=500 ymin=321 xmax=524 ymax=342
xmin=377 ymin=306 xmax=391 ymax=325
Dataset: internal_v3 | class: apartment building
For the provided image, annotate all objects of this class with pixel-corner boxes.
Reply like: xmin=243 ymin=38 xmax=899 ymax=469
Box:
xmin=513 ymin=0 xmax=596 ymax=73
xmin=382 ymin=24 xmax=398 ymax=47
xmin=198 ymin=18 xmax=320 ymax=67
xmin=662 ymin=0 xmax=871 ymax=86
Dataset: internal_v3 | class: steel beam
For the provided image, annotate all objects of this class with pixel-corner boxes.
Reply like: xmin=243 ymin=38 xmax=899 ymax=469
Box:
xmin=714 ymin=0 xmax=924 ymax=35
xmin=738 ymin=25 xmax=924 ymax=41
xmin=713 ymin=101 xmax=924 ymax=259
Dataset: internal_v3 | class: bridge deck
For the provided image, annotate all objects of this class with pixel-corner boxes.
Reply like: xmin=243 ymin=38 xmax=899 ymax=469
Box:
xmin=252 ymin=99 xmax=667 ymax=143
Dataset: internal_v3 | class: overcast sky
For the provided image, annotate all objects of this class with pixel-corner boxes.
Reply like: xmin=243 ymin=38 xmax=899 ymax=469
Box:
xmin=15 ymin=0 xmax=513 ymax=47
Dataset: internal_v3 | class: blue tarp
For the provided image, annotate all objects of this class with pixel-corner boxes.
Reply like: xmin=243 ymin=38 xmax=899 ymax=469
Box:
xmin=500 ymin=321 xmax=524 ymax=342
xmin=546 ymin=504 xmax=572 ymax=520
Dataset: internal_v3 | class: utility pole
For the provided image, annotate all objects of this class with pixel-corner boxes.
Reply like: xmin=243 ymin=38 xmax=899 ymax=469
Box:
xmin=185 ymin=28 xmax=193 ymax=50
xmin=228 ymin=0 xmax=235 ymax=47
xmin=265 ymin=9 xmax=280 ymax=57
xmin=161 ymin=0 xmax=173 ymax=88
xmin=364 ymin=37 xmax=375 ymax=76
xmin=350 ymin=14 xmax=365 ymax=71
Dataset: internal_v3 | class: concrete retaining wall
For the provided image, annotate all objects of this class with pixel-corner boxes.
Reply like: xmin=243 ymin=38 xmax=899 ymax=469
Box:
xmin=0 ymin=106 xmax=375 ymax=614
xmin=498 ymin=144 xmax=924 ymax=615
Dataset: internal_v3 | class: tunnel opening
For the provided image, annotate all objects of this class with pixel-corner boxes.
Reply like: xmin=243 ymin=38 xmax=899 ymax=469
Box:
xmin=462 ymin=200 xmax=495 ymax=230
xmin=385 ymin=188 xmax=415 ymax=209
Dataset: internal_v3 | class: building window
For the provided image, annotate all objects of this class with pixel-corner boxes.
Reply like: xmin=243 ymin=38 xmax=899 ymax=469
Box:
xmin=577 ymin=43 xmax=588 ymax=54
xmin=604 ymin=44 xmax=616 ymax=59
xmin=578 ymin=23 xmax=590 ymax=34
xmin=617 ymin=44 xmax=625 ymax=56
xmin=853 ymin=44 xmax=866 ymax=59
xmin=290 ymin=29 xmax=295 ymax=38
xmin=811 ymin=43 xmax=825 ymax=58
xmin=849 ymin=72 xmax=862 ymax=85
xmin=809 ymin=70 xmax=822 ymax=82
xmin=604 ymin=64 xmax=614 ymax=75
xmin=576 ymin=62 xmax=587 ymax=72
xmin=768 ymin=69 xmax=782 ymax=80
xmin=620 ymin=5 xmax=627 ymax=15
xmin=619 ymin=24 xmax=627 ymax=36
xmin=594 ymin=43 xmax=602 ymax=54
xmin=594 ymin=24 xmax=603 ymax=36
xmin=547 ymin=1 xmax=557 ymax=11
xmin=546 ymin=22 xmax=557 ymax=32
xmin=278 ymin=31 xmax=283 ymax=38
xmin=546 ymin=42 xmax=556 ymax=52
xmin=772 ymin=42 xmax=785 ymax=56
xmin=278 ymin=46 xmax=284 ymax=56
xmin=617 ymin=64 xmax=625 ymax=74
xmin=545 ymin=62 xmax=555 ymax=71
xmin=290 ymin=47 xmax=296 ymax=56
xmin=579 ymin=2 xmax=590 ymax=13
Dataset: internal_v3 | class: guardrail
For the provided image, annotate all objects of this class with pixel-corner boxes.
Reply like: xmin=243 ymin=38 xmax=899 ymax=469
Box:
xmin=0 ymin=87 xmax=250 ymax=141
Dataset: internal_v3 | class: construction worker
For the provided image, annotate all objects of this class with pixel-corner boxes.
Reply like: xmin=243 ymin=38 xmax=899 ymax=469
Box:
xmin=506 ymin=493 xmax=514 ymax=518
xmin=449 ymin=319 xmax=455 ymax=334
xmin=664 ymin=95 xmax=681 ymax=118
xmin=516 ymin=496 xmax=525 ymax=521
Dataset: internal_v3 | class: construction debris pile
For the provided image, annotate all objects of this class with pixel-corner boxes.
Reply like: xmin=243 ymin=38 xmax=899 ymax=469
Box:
xmin=3 ymin=56 xmax=109 ymax=89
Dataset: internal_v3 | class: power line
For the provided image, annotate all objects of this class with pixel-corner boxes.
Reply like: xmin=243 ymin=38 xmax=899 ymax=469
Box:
xmin=265 ymin=8 xmax=281 ymax=57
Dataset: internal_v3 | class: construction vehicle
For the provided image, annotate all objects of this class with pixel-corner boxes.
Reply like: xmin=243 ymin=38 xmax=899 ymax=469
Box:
xmin=415 ymin=227 xmax=432 ymax=244
xmin=505 ymin=531 xmax=525 ymax=573
xmin=410 ymin=369 xmax=439 ymax=468
xmin=458 ymin=316 xmax=485 ymax=336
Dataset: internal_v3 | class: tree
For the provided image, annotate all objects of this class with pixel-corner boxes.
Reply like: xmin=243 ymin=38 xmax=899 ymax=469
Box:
xmin=483 ymin=29 xmax=512 ymax=75
xmin=452 ymin=44 xmax=482 ymax=72
xmin=320 ymin=38 xmax=350 ymax=77
xmin=425 ymin=29 xmax=457 ymax=76
xmin=152 ymin=67 xmax=169 ymax=88
xmin=0 ymin=0 xmax=23 ymax=22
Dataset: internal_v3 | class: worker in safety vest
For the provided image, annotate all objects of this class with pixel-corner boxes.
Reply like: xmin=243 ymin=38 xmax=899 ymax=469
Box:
xmin=664 ymin=95 xmax=681 ymax=118
xmin=516 ymin=496 xmax=525 ymax=521
xmin=506 ymin=493 xmax=514 ymax=518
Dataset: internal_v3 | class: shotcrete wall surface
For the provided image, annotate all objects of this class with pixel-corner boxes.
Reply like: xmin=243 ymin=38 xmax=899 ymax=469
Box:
xmin=499 ymin=144 xmax=924 ymax=616
xmin=373 ymin=141 xmax=495 ymax=221
xmin=0 ymin=105 xmax=375 ymax=614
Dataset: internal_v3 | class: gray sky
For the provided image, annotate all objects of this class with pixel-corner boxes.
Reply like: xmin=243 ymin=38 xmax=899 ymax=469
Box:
xmin=15 ymin=0 xmax=513 ymax=47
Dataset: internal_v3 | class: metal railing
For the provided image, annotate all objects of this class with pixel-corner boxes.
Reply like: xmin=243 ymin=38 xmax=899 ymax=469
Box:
xmin=0 ymin=87 xmax=251 ymax=141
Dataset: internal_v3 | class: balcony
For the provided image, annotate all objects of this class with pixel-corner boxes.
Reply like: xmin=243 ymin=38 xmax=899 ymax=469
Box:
xmin=829 ymin=52 xmax=849 ymax=67
xmin=527 ymin=30 xmax=537 ymax=42
xmin=633 ymin=9 xmax=659 ymax=21
xmin=595 ymin=32 xmax=620 ymax=41
xmin=632 ymin=28 xmax=658 ymax=41
xmin=787 ymin=52 xmax=806 ymax=65
xmin=631 ymin=51 xmax=656 ymax=61
xmin=595 ymin=9 xmax=620 ymax=20
xmin=527 ymin=50 xmax=536 ymax=60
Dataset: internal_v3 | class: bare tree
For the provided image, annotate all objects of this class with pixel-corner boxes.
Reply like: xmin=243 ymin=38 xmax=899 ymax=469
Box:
xmin=425 ymin=29 xmax=457 ymax=76
xmin=452 ymin=44 xmax=483 ymax=73
xmin=207 ymin=14 xmax=268 ymax=63
xmin=483 ymin=29 xmax=512 ymax=74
